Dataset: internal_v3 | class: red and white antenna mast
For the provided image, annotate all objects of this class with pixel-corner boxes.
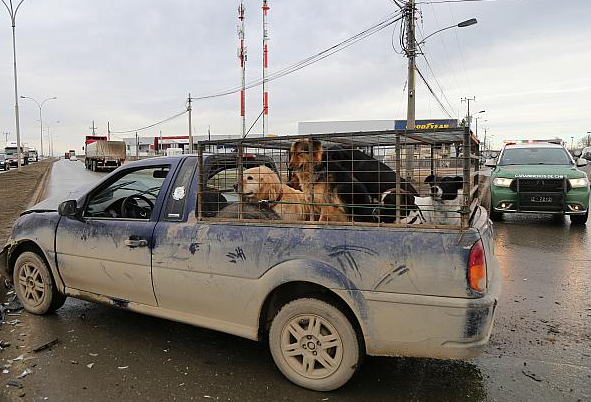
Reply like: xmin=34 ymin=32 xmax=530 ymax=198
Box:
xmin=262 ymin=0 xmax=270 ymax=137
xmin=238 ymin=0 xmax=247 ymax=138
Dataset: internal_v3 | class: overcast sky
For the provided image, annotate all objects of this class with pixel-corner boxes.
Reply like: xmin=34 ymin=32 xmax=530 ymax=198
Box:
xmin=1 ymin=0 xmax=590 ymax=154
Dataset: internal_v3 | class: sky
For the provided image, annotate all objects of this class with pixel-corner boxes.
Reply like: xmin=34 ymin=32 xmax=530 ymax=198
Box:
xmin=0 ymin=0 xmax=590 ymax=155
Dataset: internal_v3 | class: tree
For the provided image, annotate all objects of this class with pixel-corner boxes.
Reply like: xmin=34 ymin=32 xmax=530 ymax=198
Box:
xmin=578 ymin=134 xmax=591 ymax=148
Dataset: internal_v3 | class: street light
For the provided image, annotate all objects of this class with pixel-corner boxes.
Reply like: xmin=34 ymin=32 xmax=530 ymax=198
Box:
xmin=474 ymin=110 xmax=486 ymax=138
xmin=21 ymin=95 xmax=57 ymax=158
xmin=2 ymin=0 xmax=27 ymax=170
xmin=44 ymin=120 xmax=60 ymax=157
xmin=417 ymin=18 xmax=478 ymax=45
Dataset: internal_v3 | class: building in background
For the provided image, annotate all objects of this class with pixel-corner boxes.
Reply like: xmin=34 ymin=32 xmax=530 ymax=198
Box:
xmin=121 ymin=134 xmax=242 ymax=158
xmin=298 ymin=119 xmax=458 ymax=135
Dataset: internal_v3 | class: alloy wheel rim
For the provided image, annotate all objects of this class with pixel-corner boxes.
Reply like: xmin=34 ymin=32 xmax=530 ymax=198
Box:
xmin=17 ymin=262 xmax=45 ymax=307
xmin=280 ymin=314 xmax=343 ymax=379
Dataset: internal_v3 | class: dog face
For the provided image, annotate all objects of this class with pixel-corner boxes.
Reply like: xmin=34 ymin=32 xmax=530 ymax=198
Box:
xmin=289 ymin=138 xmax=323 ymax=172
xmin=237 ymin=166 xmax=281 ymax=201
xmin=425 ymin=175 xmax=463 ymax=201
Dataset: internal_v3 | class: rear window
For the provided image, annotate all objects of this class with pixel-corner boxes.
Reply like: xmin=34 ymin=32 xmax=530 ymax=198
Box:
xmin=499 ymin=148 xmax=571 ymax=166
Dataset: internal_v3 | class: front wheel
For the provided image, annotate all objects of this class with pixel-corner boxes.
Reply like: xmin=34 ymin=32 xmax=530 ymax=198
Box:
xmin=269 ymin=298 xmax=364 ymax=391
xmin=570 ymin=211 xmax=588 ymax=225
xmin=13 ymin=251 xmax=66 ymax=314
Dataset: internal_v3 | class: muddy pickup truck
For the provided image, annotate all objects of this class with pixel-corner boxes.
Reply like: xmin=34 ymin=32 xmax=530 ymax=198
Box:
xmin=0 ymin=129 xmax=500 ymax=391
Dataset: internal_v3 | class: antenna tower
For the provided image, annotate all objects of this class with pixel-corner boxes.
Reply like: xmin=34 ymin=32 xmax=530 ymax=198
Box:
xmin=238 ymin=1 xmax=247 ymax=138
xmin=262 ymin=0 xmax=270 ymax=136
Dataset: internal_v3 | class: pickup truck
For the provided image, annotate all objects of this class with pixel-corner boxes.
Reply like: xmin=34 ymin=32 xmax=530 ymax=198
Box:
xmin=0 ymin=146 xmax=500 ymax=391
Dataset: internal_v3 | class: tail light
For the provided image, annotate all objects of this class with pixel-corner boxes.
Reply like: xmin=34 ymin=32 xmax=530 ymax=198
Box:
xmin=468 ymin=240 xmax=487 ymax=292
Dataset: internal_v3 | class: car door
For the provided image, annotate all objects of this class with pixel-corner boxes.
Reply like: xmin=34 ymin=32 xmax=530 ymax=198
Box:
xmin=55 ymin=163 xmax=174 ymax=306
xmin=151 ymin=158 xmax=263 ymax=330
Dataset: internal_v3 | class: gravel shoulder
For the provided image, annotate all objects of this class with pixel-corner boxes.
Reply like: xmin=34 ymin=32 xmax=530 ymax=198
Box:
xmin=0 ymin=160 xmax=55 ymax=245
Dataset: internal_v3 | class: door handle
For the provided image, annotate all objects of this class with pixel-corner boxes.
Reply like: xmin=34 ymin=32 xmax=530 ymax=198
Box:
xmin=125 ymin=237 xmax=148 ymax=248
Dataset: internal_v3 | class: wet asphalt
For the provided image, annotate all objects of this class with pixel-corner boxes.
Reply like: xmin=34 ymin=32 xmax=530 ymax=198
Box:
xmin=0 ymin=160 xmax=590 ymax=401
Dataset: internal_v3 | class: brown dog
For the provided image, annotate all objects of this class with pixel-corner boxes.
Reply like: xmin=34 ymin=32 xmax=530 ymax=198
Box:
xmin=240 ymin=166 xmax=309 ymax=221
xmin=289 ymin=138 xmax=373 ymax=222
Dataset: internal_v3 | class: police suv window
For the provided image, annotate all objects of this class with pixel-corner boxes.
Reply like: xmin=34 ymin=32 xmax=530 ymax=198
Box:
xmin=164 ymin=157 xmax=197 ymax=221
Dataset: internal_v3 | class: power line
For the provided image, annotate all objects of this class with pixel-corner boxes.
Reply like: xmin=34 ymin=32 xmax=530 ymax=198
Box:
xmin=110 ymin=110 xmax=187 ymax=134
xmin=107 ymin=11 xmax=409 ymax=136
xmin=415 ymin=65 xmax=455 ymax=118
xmin=191 ymin=11 xmax=404 ymax=101
xmin=418 ymin=0 xmax=538 ymax=4
xmin=415 ymin=39 xmax=458 ymax=117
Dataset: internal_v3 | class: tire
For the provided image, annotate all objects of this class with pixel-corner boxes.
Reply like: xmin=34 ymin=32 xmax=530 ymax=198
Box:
xmin=269 ymin=298 xmax=363 ymax=391
xmin=12 ymin=251 xmax=66 ymax=315
xmin=489 ymin=209 xmax=503 ymax=221
xmin=570 ymin=211 xmax=588 ymax=225
xmin=92 ymin=160 xmax=97 ymax=171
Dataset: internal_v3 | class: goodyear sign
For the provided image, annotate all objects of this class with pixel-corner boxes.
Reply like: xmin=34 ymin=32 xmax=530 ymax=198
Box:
xmin=394 ymin=119 xmax=458 ymax=130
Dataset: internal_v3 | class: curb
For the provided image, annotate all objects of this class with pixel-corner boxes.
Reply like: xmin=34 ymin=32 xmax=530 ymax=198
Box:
xmin=28 ymin=159 xmax=56 ymax=208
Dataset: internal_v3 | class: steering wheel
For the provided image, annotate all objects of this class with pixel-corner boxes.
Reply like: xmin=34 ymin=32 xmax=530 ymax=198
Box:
xmin=121 ymin=194 xmax=154 ymax=219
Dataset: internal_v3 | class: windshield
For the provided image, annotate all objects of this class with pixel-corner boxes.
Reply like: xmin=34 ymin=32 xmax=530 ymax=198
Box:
xmin=498 ymin=147 xmax=572 ymax=166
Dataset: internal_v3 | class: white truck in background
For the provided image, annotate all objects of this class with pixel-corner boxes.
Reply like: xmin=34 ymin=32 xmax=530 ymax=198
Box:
xmin=85 ymin=140 xmax=126 ymax=171
xmin=165 ymin=147 xmax=183 ymax=156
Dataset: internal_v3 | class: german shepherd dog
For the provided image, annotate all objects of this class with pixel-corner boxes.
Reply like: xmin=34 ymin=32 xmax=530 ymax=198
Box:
xmin=289 ymin=138 xmax=374 ymax=222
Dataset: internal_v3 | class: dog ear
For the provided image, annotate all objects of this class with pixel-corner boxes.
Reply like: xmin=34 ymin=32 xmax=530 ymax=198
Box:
xmin=424 ymin=174 xmax=436 ymax=184
xmin=263 ymin=168 xmax=281 ymax=201
xmin=308 ymin=139 xmax=323 ymax=164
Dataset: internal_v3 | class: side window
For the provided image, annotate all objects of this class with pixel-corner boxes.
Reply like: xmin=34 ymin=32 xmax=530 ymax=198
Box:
xmin=164 ymin=158 xmax=197 ymax=221
xmin=85 ymin=165 xmax=170 ymax=220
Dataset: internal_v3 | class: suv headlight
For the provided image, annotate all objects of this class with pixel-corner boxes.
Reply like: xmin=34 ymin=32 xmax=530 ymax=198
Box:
xmin=493 ymin=177 xmax=513 ymax=187
xmin=569 ymin=178 xmax=589 ymax=188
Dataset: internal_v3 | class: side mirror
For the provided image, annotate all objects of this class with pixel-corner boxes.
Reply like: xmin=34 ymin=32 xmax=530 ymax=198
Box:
xmin=58 ymin=200 xmax=79 ymax=217
xmin=573 ymin=149 xmax=582 ymax=158
xmin=484 ymin=159 xmax=497 ymax=167
xmin=576 ymin=158 xmax=588 ymax=167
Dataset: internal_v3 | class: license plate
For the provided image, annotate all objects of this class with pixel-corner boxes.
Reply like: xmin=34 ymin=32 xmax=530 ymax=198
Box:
xmin=531 ymin=196 xmax=553 ymax=203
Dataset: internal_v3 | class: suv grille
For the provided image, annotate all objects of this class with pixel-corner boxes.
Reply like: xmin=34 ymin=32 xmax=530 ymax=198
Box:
xmin=510 ymin=178 xmax=569 ymax=193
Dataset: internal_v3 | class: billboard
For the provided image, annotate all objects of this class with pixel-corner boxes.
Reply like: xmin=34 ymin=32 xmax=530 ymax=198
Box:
xmin=394 ymin=119 xmax=458 ymax=130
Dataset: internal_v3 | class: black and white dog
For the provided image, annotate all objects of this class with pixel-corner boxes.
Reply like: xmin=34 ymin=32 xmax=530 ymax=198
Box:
xmin=376 ymin=175 xmax=464 ymax=225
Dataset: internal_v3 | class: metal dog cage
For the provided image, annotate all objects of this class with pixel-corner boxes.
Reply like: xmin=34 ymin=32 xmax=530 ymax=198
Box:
xmin=196 ymin=127 xmax=481 ymax=229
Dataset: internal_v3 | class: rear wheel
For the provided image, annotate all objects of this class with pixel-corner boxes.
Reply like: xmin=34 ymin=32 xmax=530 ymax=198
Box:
xmin=13 ymin=251 xmax=66 ymax=314
xmin=570 ymin=211 xmax=588 ymax=225
xmin=92 ymin=160 xmax=97 ymax=171
xmin=269 ymin=298 xmax=363 ymax=391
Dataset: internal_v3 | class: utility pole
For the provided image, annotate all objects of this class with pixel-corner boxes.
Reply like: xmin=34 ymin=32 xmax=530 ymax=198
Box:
xmin=405 ymin=0 xmax=417 ymax=131
xmin=159 ymin=130 xmax=163 ymax=155
xmin=188 ymin=93 xmax=193 ymax=154
xmin=262 ymin=0 xmax=270 ymax=137
xmin=404 ymin=0 xmax=417 ymax=180
xmin=3 ymin=0 xmax=25 ymax=170
xmin=107 ymin=121 xmax=111 ymax=141
xmin=89 ymin=120 xmax=98 ymax=136
xmin=461 ymin=97 xmax=476 ymax=132
xmin=238 ymin=1 xmax=247 ymax=138
xmin=2 ymin=132 xmax=9 ymax=146
xmin=135 ymin=131 xmax=139 ymax=159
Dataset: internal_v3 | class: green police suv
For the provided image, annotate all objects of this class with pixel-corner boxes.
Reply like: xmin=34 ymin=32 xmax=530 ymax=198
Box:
xmin=487 ymin=141 xmax=590 ymax=225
